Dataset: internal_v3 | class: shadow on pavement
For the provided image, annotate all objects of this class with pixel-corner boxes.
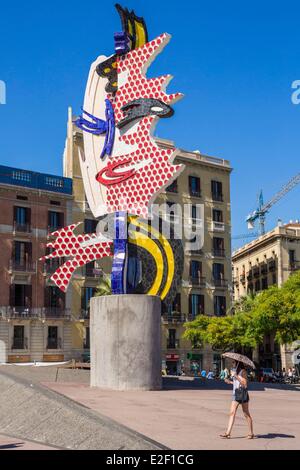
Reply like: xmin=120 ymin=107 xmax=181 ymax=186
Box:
xmin=0 ymin=442 xmax=24 ymax=449
xmin=162 ymin=377 xmax=300 ymax=392
xmin=256 ymin=433 xmax=295 ymax=439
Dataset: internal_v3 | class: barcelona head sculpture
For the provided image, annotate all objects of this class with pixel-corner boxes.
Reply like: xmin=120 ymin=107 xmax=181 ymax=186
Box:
xmin=41 ymin=4 xmax=185 ymax=308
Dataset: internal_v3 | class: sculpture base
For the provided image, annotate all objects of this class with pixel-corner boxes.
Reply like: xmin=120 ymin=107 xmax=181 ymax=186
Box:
xmin=90 ymin=295 xmax=162 ymax=391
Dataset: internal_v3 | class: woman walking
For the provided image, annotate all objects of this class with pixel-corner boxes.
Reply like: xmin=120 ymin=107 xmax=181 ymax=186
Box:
xmin=220 ymin=360 xmax=254 ymax=439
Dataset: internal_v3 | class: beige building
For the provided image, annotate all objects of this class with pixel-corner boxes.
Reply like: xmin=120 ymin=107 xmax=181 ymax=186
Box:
xmin=232 ymin=221 xmax=300 ymax=369
xmin=63 ymin=107 xmax=232 ymax=374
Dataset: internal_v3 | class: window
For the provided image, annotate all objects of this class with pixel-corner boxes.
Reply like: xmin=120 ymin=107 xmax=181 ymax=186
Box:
xmin=45 ymin=286 xmax=65 ymax=310
xmin=10 ymin=285 xmax=32 ymax=308
xmin=212 ymin=209 xmax=223 ymax=222
xmin=85 ymin=261 xmax=96 ymax=277
xmin=211 ymin=180 xmax=223 ymax=201
xmin=190 ymin=260 xmax=202 ymax=279
xmin=81 ymin=287 xmax=96 ymax=313
xmin=261 ymin=277 xmax=268 ymax=290
xmin=47 ymin=326 xmax=58 ymax=349
xmin=84 ymin=219 xmax=97 ymax=233
xmin=255 ymin=279 xmax=261 ymax=292
xmin=13 ymin=206 xmax=31 ymax=231
xmin=212 ymin=263 xmax=224 ymax=280
xmin=272 ymin=274 xmax=277 ymax=285
xmin=213 ymin=237 xmax=225 ymax=257
xmin=13 ymin=241 xmax=32 ymax=268
xmin=12 ymin=326 xmax=25 ymax=349
xmin=127 ymin=257 xmax=143 ymax=291
xmin=84 ymin=327 xmax=90 ymax=349
xmin=48 ymin=211 xmax=64 ymax=231
xmin=50 ymin=200 xmax=61 ymax=206
xmin=166 ymin=179 xmax=178 ymax=193
xmin=214 ymin=296 xmax=226 ymax=316
xmin=189 ymin=176 xmax=201 ymax=197
xmin=289 ymin=249 xmax=296 ymax=267
xmin=189 ymin=294 xmax=205 ymax=317
xmin=167 ymin=329 xmax=178 ymax=349
xmin=172 ymin=293 xmax=181 ymax=313
xmin=16 ymin=195 xmax=28 ymax=201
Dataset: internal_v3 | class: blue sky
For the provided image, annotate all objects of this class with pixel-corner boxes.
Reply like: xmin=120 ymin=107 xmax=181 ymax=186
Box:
xmin=1 ymin=0 xmax=300 ymax=243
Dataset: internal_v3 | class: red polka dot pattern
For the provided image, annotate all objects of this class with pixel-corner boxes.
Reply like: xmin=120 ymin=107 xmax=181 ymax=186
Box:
xmin=41 ymin=223 xmax=112 ymax=292
xmin=103 ymin=33 xmax=184 ymax=217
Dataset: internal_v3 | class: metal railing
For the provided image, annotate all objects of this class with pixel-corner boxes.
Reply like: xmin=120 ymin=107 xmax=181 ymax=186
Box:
xmin=212 ymin=249 xmax=225 ymax=257
xmin=189 ymin=190 xmax=201 ymax=198
xmin=0 ymin=307 xmax=38 ymax=319
xmin=162 ymin=312 xmax=186 ymax=323
xmin=80 ymin=309 xmax=90 ymax=320
xmin=189 ymin=276 xmax=206 ymax=287
xmin=13 ymin=221 xmax=31 ymax=233
xmin=167 ymin=339 xmax=180 ymax=349
xmin=290 ymin=261 xmax=300 ymax=271
xmin=42 ymin=308 xmax=71 ymax=320
xmin=0 ymin=307 xmax=71 ymax=320
xmin=47 ymin=337 xmax=62 ymax=350
xmin=9 ymin=259 xmax=36 ymax=273
xmin=212 ymin=193 xmax=223 ymax=202
xmin=12 ymin=337 xmax=28 ymax=350
xmin=211 ymin=278 xmax=228 ymax=288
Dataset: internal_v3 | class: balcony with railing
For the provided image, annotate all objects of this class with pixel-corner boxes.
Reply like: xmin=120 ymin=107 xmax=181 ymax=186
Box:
xmin=9 ymin=259 xmax=36 ymax=273
xmin=212 ymin=248 xmax=225 ymax=258
xmin=80 ymin=309 xmax=90 ymax=320
xmin=290 ymin=261 xmax=300 ymax=272
xmin=13 ymin=221 xmax=31 ymax=234
xmin=189 ymin=189 xmax=201 ymax=198
xmin=188 ymin=248 xmax=203 ymax=256
xmin=47 ymin=337 xmax=62 ymax=350
xmin=211 ymin=221 xmax=225 ymax=232
xmin=42 ymin=308 xmax=71 ymax=320
xmin=189 ymin=276 xmax=206 ymax=287
xmin=47 ymin=225 xmax=63 ymax=236
xmin=1 ymin=307 xmax=38 ymax=319
xmin=212 ymin=192 xmax=223 ymax=202
xmin=85 ymin=264 xmax=99 ymax=278
xmin=12 ymin=337 xmax=28 ymax=350
xmin=43 ymin=260 xmax=64 ymax=275
xmin=167 ymin=338 xmax=180 ymax=349
xmin=162 ymin=312 xmax=186 ymax=324
xmin=165 ymin=180 xmax=178 ymax=193
xmin=211 ymin=278 xmax=228 ymax=288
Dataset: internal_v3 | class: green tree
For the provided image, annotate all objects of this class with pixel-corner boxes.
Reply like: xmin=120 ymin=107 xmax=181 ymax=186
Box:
xmin=184 ymin=271 xmax=300 ymax=352
xmin=95 ymin=275 xmax=112 ymax=297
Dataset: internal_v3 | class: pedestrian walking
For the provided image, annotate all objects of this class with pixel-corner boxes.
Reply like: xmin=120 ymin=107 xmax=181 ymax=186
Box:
xmin=219 ymin=356 xmax=254 ymax=440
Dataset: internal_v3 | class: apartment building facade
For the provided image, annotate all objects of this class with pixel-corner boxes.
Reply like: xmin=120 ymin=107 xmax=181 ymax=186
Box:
xmin=0 ymin=165 xmax=73 ymax=362
xmin=63 ymin=108 xmax=232 ymax=374
xmin=232 ymin=221 xmax=300 ymax=369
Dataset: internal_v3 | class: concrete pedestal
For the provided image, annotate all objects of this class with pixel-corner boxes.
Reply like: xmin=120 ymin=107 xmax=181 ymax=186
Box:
xmin=90 ymin=295 xmax=162 ymax=391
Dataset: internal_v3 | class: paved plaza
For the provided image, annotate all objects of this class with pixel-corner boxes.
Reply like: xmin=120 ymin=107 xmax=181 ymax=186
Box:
xmin=0 ymin=366 xmax=299 ymax=450
xmin=44 ymin=378 xmax=300 ymax=450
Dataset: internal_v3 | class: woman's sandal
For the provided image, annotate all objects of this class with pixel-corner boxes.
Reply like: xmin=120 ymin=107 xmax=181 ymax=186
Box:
xmin=220 ymin=433 xmax=231 ymax=439
xmin=247 ymin=434 xmax=255 ymax=439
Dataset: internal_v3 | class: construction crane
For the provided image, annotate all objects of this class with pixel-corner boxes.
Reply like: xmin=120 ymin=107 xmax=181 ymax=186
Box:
xmin=246 ymin=172 xmax=300 ymax=235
